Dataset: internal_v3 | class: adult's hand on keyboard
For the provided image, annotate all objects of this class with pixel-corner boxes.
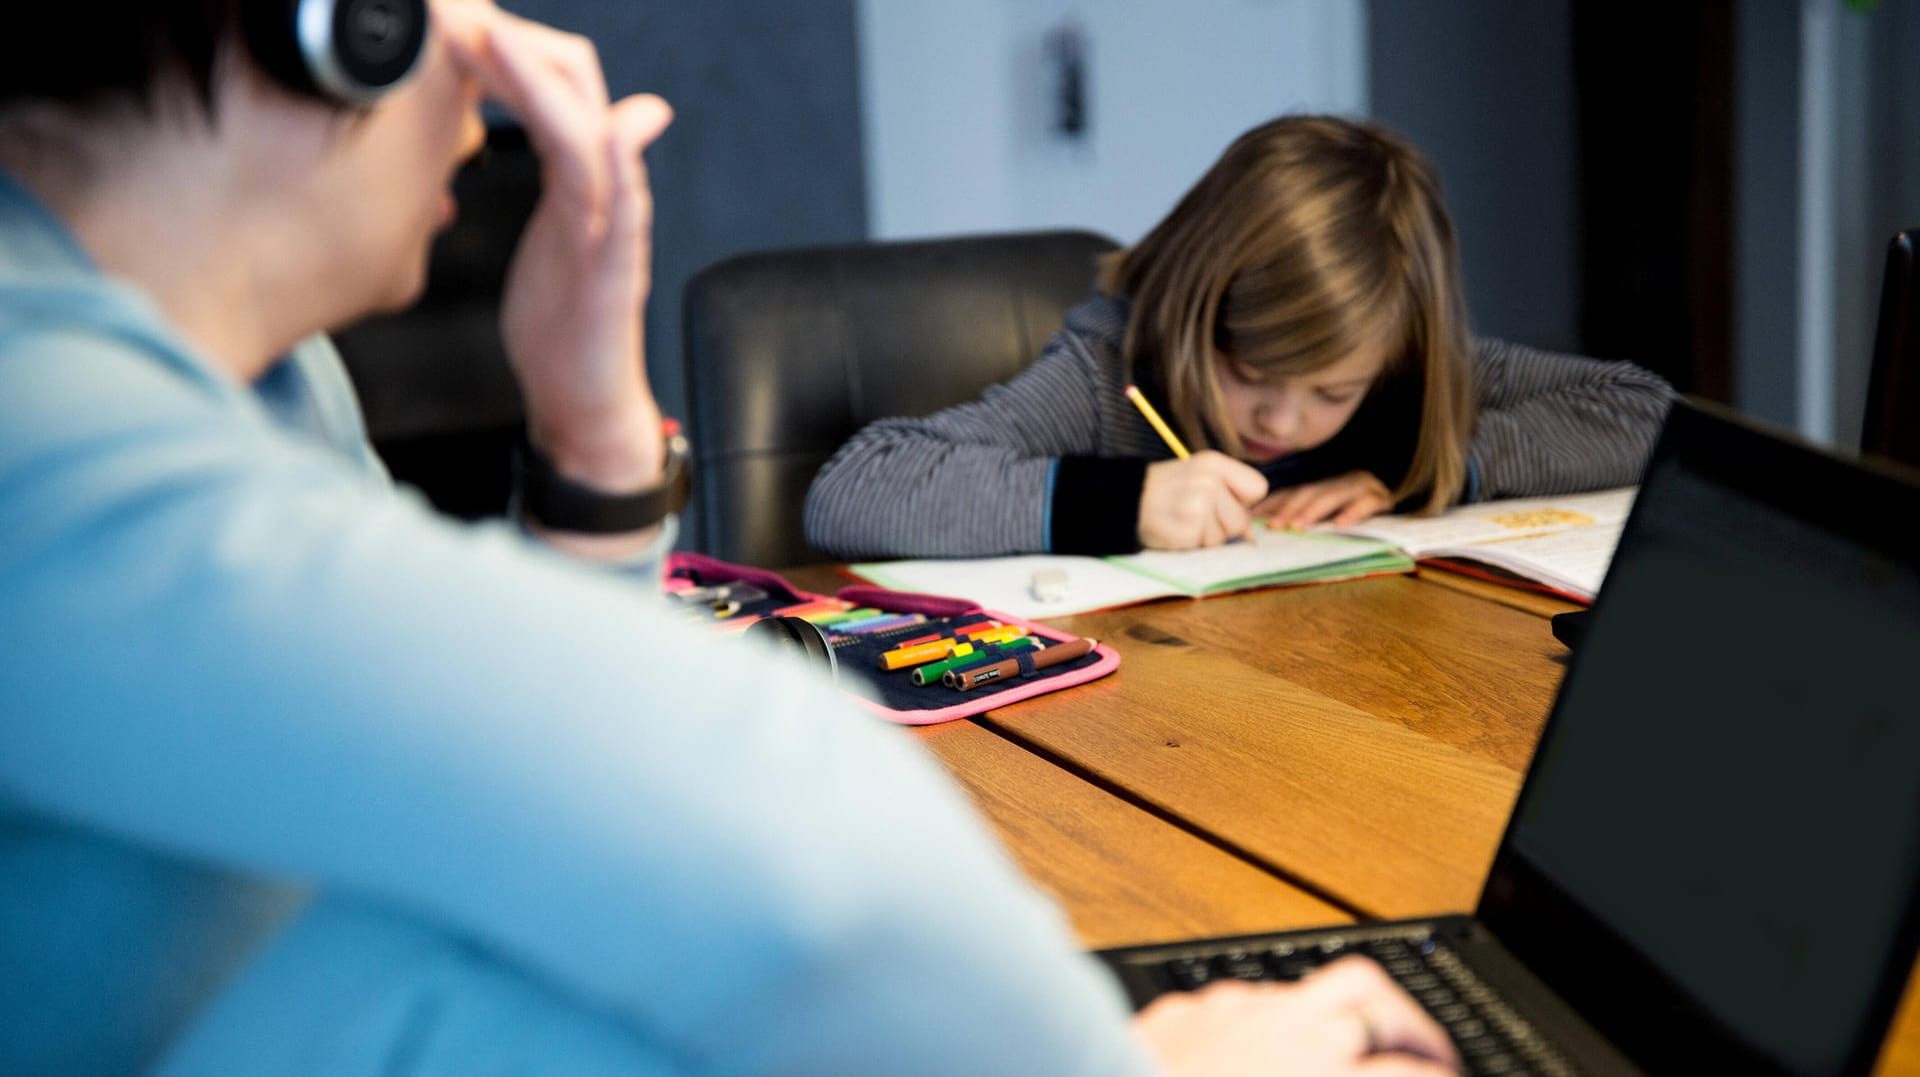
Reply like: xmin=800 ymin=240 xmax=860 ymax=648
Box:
xmin=1133 ymin=955 xmax=1460 ymax=1075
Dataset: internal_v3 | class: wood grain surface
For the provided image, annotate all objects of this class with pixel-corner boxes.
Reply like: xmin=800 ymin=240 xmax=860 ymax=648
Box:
xmin=780 ymin=562 xmax=1918 ymax=1072
xmin=972 ymin=575 xmax=1564 ymax=916
xmin=911 ymin=721 xmax=1349 ymax=950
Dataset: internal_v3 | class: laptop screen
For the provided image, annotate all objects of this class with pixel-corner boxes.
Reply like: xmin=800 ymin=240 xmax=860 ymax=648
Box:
xmin=1481 ymin=403 xmax=1920 ymax=1075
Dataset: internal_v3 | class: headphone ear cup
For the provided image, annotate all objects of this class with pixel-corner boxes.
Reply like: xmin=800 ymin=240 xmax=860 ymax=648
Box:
xmin=240 ymin=0 xmax=428 ymax=106
xmin=240 ymin=0 xmax=323 ymax=99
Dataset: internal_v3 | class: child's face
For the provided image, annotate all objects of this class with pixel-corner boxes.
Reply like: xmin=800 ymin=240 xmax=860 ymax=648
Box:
xmin=1211 ymin=344 xmax=1387 ymax=463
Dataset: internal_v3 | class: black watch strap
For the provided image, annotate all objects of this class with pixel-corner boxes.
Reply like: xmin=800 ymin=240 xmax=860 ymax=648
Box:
xmin=515 ymin=425 xmax=691 ymax=534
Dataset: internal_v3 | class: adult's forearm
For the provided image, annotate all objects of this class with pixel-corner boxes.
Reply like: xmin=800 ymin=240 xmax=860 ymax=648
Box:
xmin=3 ymin=460 xmax=1143 ymax=1071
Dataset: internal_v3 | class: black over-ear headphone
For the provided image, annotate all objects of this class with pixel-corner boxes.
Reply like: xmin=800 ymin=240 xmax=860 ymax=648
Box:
xmin=240 ymin=0 xmax=430 ymax=106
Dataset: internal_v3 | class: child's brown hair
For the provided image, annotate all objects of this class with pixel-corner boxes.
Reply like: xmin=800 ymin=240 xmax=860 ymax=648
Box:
xmin=1101 ymin=114 xmax=1474 ymax=512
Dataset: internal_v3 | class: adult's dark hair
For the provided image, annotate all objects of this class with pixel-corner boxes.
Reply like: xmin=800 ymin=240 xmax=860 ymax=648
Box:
xmin=2 ymin=1 xmax=241 ymax=113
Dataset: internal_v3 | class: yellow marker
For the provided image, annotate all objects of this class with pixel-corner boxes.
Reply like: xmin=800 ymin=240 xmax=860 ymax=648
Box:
xmin=969 ymin=625 xmax=1031 ymax=647
xmin=1123 ymin=384 xmax=1191 ymax=459
xmin=879 ymin=640 xmax=975 ymax=671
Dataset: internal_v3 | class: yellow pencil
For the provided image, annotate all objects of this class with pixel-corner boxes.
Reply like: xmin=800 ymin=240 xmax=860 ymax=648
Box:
xmin=1123 ymin=384 xmax=1191 ymax=459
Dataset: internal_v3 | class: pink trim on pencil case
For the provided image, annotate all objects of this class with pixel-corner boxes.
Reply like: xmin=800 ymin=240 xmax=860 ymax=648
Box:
xmin=668 ymin=552 xmax=802 ymax=598
xmin=664 ymin=554 xmax=1119 ymax=726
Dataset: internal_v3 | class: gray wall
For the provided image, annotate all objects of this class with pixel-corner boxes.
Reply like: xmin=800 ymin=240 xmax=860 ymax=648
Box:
xmin=1735 ymin=0 xmax=1920 ymax=444
xmin=1735 ymin=0 xmax=1802 ymax=428
xmin=505 ymin=0 xmax=869 ymax=428
xmin=1367 ymin=0 xmax=1580 ymax=352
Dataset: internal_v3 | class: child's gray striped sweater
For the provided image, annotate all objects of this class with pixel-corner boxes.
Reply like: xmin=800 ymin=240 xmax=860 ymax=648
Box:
xmin=805 ymin=294 xmax=1673 ymax=560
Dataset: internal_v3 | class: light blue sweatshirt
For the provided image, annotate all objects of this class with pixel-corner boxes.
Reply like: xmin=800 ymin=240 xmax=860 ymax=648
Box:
xmin=0 ymin=173 xmax=1152 ymax=1076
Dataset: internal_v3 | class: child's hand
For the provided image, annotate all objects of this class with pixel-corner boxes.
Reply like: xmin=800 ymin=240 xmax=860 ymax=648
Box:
xmin=1138 ymin=452 xmax=1269 ymax=549
xmin=1258 ymin=470 xmax=1392 ymax=529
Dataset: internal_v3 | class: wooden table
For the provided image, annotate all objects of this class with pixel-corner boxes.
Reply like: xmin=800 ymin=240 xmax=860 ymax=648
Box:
xmin=784 ymin=565 xmax=1920 ymax=1073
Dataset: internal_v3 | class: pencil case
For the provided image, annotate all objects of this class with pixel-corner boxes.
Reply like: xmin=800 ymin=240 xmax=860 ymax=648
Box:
xmin=664 ymin=552 xmax=1120 ymax=725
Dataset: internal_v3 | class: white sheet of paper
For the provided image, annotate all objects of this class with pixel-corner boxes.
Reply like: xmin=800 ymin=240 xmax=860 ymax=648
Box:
xmin=850 ymin=554 xmax=1180 ymax=618
xmin=1426 ymin=524 xmax=1623 ymax=600
xmin=1327 ymin=487 xmax=1637 ymax=556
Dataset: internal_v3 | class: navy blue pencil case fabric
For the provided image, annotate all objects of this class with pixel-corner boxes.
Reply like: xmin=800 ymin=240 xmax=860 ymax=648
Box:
xmin=664 ymin=553 xmax=1120 ymax=725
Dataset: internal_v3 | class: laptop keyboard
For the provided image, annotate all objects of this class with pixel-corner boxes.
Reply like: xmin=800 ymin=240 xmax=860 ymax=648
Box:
xmin=1146 ymin=928 xmax=1577 ymax=1076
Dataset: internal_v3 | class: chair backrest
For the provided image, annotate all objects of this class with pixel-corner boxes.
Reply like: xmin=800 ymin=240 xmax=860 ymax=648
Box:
xmin=681 ymin=229 xmax=1119 ymax=567
xmin=1864 ymin=229 xmax=1920 ymax=468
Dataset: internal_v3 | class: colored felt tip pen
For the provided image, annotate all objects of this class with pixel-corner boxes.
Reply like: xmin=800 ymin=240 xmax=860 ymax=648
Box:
xmin=947 ymin=637 xmax=1097 ymax=692
xmin=1123 ymin=385 xmax=1191 ymax=459
xmin=806 ymin=607 xmax=880 ymax=627
xmin=887 ymin=631 xmax=951 ymax=651
xmin=769 ymin=599 xmax=842 ymax=620
xmin=952 ymin=620 xmax=1006 ymax=638
xmin=882 ymin=640 xmax=976 ymax=671
xmin=789 ymin=604 xmax=857 ymax=623
xmin=880 ymin=639 xmax=965 ymax=670
xmin=718 ymin=584 xmax=770 ymax=606
xmin=968 ymin=625 xmax=1031 ymax=647
xmin=913 ymin=635 xmax=1040 ymax=685
xmin=839 ymin=612 xmax=929 ymax=634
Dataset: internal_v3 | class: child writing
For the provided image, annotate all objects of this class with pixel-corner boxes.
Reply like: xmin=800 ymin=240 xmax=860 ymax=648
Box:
xmin=805 ymin=115 xmax=1672 ymax=558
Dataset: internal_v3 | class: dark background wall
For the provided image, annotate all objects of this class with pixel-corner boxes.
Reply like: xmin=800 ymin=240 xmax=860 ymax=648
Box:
xmin=336 ymin=1 xmax=867 ymax=525
xmin=1735 ymin=0 xmax=1802 ymax=428
xmin=1367 ymin=1 xmax=1580 ymax=355
xmin=1734 ymin=0 xmax=1920 ymax=443
xmin=510 ymin=0 xmax=869 ymax=425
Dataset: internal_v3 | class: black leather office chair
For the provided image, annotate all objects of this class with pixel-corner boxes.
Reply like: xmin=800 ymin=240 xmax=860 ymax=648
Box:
xmin=681 ymin=230 xmax=1120 ymax=567
xmin=1864 ymin=229 xmax=1920 ymax=469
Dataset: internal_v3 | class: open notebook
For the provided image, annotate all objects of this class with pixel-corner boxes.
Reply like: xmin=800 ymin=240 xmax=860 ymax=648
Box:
xmin=1328 ymin=486 xmax=1635 ymax=603
xmin=851 ymin=529 xmax=1410 ymax=618
xmin=850 ymin=487 xmax=1636 ymax=618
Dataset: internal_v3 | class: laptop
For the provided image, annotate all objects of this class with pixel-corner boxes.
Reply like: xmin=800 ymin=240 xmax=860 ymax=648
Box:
xmin=1097 ymin=399 xmax=1920 ymax=1076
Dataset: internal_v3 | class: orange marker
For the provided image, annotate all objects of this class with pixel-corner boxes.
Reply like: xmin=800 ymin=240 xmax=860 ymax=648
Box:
xmin=774 ymin=598 xmax=851 ymax=620
xmin=879 ymin=640 xmax=976 ymax=671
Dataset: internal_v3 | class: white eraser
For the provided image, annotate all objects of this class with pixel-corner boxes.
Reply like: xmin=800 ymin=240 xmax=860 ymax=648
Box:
xmin=1029 ymin=568 xmax=1071 ymax=603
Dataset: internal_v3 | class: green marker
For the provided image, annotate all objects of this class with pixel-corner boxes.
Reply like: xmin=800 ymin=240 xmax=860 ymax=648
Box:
xmin=807 ymin=607 xmax=880 ymax=627
xmin=912 ymin=636 xmax=1041 ymax=685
